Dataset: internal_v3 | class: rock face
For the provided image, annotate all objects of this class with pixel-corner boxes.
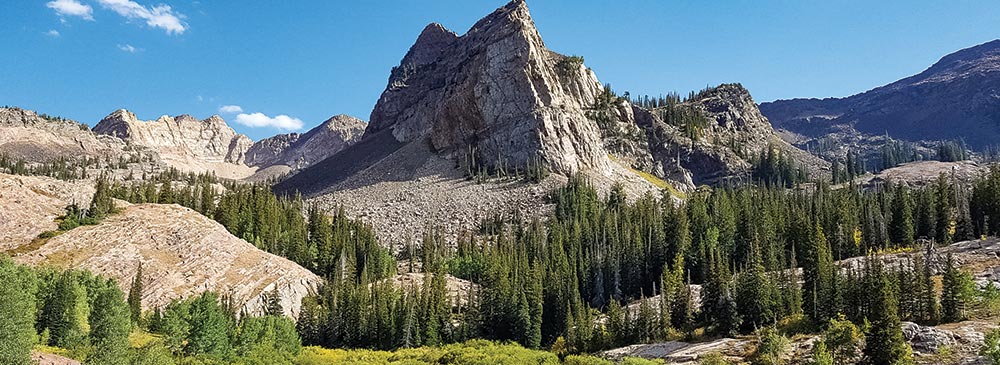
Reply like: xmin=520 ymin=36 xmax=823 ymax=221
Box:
xmin=0 ymin=107 xmax=128 ymax=161
xmin=93 ymin=109 xmax=255 ymax=179
xmin=760 ymin=39 xmax=1000 ymax=149
xmin=366 ymin=0 xmax=611 ymax=175
xmin=635 ymin=84 xmax=828 ymax=185
xmin=14 ymin=203 xmax=322 ymax=318
xmin=0 ymin=173 xmax=95 ymax=251
xmin=246 ymin=114 xmax=365 ymax=170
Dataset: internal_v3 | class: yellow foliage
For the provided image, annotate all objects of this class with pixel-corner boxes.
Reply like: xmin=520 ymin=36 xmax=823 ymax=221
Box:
xmin=609 ymin=154 xmax=687 ymax=199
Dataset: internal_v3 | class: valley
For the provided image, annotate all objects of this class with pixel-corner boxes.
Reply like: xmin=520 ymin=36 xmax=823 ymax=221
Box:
xmin=3 ymin=1 xmax=1000 ymax=365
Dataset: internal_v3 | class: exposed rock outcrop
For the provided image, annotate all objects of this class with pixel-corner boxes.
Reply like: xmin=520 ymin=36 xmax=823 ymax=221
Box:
xmin=14 ymin=203 xmax=321 ymax=318
xmin=365 ymin=0 xmax=611 ymax=176
xmin=635 ymin=84 xmax=829 ymax=185
xmin=93 ymin=109 xmax=255 ymax=179
xmin=246 ymin=114 xmax=365 ymax=170
xmin=0 ymin=107 xmax=129 ymax=161
xmin=761 ymin=39 xmax=1000 ymax=149
xmin=0 ymin=173 xmax=95 ymax=251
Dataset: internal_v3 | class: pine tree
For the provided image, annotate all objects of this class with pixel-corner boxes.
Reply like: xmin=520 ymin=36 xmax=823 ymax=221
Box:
xmin=890 ymin=185 xmax=915 ymax=245
xmin=46 ymin=272 xmax=90 ymax=349
xmin=735 ymin=252 xmax=778 ymax=333
xmin=264 ymin=289 xmax=284 ymax=317
xmin=185 ymin=292 xmax=233 ymax=357
xmin=158 ymin=180 xmax=175 ymax=205
xmin=88 ymin=174 xmax=116 ymax=220
xmin=803 ymin=224 xmax=836 ymax=323
xmin=128 ymin=262 xmax=144 ymax=327
xmin=88 ymin=285 xmax=132 ymax=365
xmin=915 ymin=253 xmax=939 ymax=324
xmin=0 ymin=258 xmax=37 ymax=365
xmin=864 ymin=258 xmax=913 ymax=365
xmin=941 ymin=254 xmax=974 ymax=323
xmin=935 ymin=174 xmax=953 ymax=244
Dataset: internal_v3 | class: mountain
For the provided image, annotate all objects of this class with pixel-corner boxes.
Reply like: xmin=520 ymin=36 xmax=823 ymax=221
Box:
xmin=0 ymin=107 xmax=130 ymax=161
xmin=760 ymin=39 xmax=1000 ymax=149
xmin=93 ymin=109 xmax=255 ymax=179
xmin=245 ymin=114 xmax=365 ymax=173
xmin=636 ymin=83 xmax=828 ymax=185
xmin=277 ymin=0 xmax=620 ymax=196
xmin=272 ymin=1 xmax=824 ymax=247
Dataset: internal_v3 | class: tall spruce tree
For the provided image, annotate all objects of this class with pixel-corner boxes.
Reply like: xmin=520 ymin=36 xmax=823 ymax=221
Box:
xmin=803 ymin=224 xmax=836 ymax=323
xmin=864 ymin=258 xmax=913 ymax=365
xmin=128 ymin=262 xmax=144 ymax=327
xmin=890 ymin=185 xmax=915 ymax=245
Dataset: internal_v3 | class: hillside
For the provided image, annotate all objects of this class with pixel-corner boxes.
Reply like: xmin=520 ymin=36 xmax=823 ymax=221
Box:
xmin=13 ymin=203 xmax=321 ymax=318
xmin=0 ymin=107 xmax=136 ymax=163
xmin=761 ymin=39 xmax=1000 ymax=149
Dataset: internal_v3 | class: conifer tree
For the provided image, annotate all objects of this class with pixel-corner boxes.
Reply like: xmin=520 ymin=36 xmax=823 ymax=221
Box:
xmin=185 ymin=292 xmax=233 ymax=357
xmin=803 ymin=224 xmax=836 ymax=323
xmin=88 ymin=174 xmax=116 ymax=220
xmin=88 ymin=285 xmax=132 ymax=365
xmin=0 ymin=258 xmax=37 ymax=365
xmin=890 ymin=185 xmax=915 ymax=245
xmin=864 ymin=258 xmax=913 ymax=365
xmin=46 ymin=272 xmax=90 ymax=349
xmin=942 ymin=254 xmax=974 ymax=323
xmin=128 ymin=262 xmax=144 ymax=327
xmin=935 ymin=174 xmax=953 ymax=244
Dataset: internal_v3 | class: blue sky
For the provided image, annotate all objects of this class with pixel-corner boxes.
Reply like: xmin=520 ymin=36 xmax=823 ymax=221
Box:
xmin=1 ymin=1 xmax=998 ymax=140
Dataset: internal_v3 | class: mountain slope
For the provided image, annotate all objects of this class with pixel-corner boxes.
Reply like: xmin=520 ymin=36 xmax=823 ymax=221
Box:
xmin=245 ymin=114 xmax=365 ymax=172
xmin=637 ymin=83 xmax=828 ymax=185
xmin=277 ymin=0 xmax=622 ymax=197
xmin=760 ymin=39 xmax=1000 ymax=148
xmin=0 ymin=107 xmax=130 ymax=161
xmin=14 ymin=203 xmax=321 ymax=318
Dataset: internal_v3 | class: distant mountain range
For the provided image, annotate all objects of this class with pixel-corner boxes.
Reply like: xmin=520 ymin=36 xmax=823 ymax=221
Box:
xmin=760 ymin=40 xmax=1000 ymax=149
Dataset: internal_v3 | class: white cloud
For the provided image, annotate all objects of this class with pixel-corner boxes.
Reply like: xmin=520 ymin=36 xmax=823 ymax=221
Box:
xmin=45 ymin=29 xmax=61 ymax=37
xmin=218 ymin=105 xmax=243 ymax=114
xmin=97 ymin=0 xmax=188 ymax=35
xmin=47 ymin=0 xmax=94 ymax=21
xmin=235 ymin=112 xmax=304 ymax=131
xmin=117 ymin=43 xmax=139 ymax=52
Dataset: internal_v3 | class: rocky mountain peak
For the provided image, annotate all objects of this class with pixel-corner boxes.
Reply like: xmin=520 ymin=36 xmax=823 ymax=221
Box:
xmin=317 ymin=114 xmax=366 ymax=133
xmin=399 ymin=23 xmax=457 ymax=68
xmin=364 ymin=0 xmax=610 ymax=176
xmin=246 ymin=114 xmax=365 ymax=171
xmin=688 ymin=83 xmax=771 ymax=130
xmin=93 ymin=109 xmax=255 ymax=177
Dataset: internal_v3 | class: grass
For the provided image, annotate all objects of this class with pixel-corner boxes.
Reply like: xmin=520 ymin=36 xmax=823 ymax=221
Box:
xmin=609 ymin=155 xmax=687 ymax=199
xmin=129 ymin=329 xmax=163 ymax=348
xmin=33 ymin=344 xmax=72 ymax=357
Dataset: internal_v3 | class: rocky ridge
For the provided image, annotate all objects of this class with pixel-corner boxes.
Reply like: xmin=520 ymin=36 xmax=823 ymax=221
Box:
xmin=245 ymin=114 xmax=365 ymax=171
xmin=14 ymin=203 xmax=321 ymax=318
xmin=0 ymin=107 xmax=132 ymax=161
xmin=761 ymin=39 xmax=1000 ymax=149
xmin=635 ymin=84 xmax=829 ymax=185
xmin=0 ymin=173 xmax=95 ymax=251
xmin=93 ymin=109 xmax=256 ymax=179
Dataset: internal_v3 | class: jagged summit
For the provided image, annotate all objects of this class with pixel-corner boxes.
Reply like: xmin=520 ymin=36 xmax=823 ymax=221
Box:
xmin=246 ymin=114 xmax=365 ymax=171
xmin=93 ymin=109 xmax=255 ymax=178
xmin=365 ymin=0 xmax=610 ymax=176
